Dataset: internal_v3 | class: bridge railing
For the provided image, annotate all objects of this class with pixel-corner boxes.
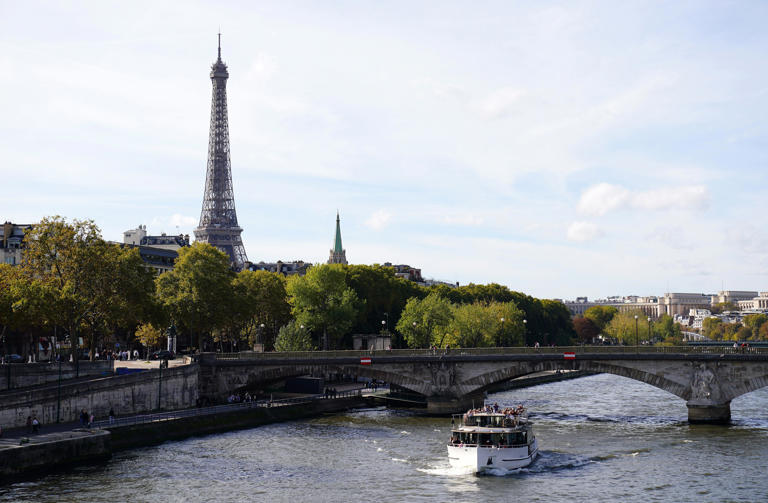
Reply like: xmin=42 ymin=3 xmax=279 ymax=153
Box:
xmin=211 ymin=345 xmax=768 ymax=360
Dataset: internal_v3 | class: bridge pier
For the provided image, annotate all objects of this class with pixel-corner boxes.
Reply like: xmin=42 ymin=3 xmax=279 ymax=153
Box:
xmin=686 ymin=401 xmax=731 ymax=424
xmin=426 ymin=394 xmax=483 ymax=415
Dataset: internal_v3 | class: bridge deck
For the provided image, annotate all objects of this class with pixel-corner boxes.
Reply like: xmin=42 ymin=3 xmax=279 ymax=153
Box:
xmin=207 ymin=345 xmax=768 ymax=363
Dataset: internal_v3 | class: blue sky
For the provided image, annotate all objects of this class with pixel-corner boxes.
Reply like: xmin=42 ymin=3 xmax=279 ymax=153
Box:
xmin=1 ymin=1 xmax=767 ymax=299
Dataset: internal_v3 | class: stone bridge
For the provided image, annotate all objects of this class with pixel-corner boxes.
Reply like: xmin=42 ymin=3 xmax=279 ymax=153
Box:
xmin=198 ymin=346 xmax=768 ymax=423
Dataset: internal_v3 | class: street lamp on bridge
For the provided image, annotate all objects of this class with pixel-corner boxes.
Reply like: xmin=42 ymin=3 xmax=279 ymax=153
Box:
xmin=634 ymin=315 xmax=639 ymax=349
xmin=499 ymin=317 xmax=505 ymax=347
xmin=647 ymin=317 xmax=652 ymax=346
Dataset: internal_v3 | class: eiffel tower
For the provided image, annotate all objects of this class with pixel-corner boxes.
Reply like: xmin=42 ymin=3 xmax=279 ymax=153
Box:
xmin=194 ymin=34 xmax=248 ymax=270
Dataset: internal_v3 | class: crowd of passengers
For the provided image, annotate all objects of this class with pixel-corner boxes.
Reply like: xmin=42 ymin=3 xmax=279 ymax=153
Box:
xmin=463 ymin=403 xmax=526 ymax=426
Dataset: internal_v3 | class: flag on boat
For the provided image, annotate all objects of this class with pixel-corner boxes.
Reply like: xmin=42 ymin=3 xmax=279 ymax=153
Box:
xmin=563 ymin=352 xmax=576 ymax=359
xmin=360 ymin=357 xmax=372 ymax=365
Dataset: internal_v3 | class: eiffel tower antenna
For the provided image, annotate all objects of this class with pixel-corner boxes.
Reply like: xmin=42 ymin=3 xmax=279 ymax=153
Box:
xmin=194 ymin=33 xmax=249 ymax=270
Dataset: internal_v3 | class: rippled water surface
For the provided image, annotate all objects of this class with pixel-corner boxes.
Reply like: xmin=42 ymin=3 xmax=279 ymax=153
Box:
xmin=3 ymin=374 xmax=768 ymax=502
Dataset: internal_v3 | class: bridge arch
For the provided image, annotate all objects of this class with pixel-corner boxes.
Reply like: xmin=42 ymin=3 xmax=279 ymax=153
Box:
xmin=458 ymin=361 xmax=689 ymax=401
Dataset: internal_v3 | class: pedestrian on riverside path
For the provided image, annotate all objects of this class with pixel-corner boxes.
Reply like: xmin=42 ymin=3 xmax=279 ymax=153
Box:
xmin=109 ymin=408 xmax=115 ymax=424
xmin=31 ymin=415 xmax=40 ymax=433
xmin=26 ymin=415 xmax=32 ymax=433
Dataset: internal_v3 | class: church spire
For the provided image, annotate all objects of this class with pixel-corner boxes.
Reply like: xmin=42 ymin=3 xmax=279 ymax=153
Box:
xmin=328 ymin=211 xmax=348 ymax=265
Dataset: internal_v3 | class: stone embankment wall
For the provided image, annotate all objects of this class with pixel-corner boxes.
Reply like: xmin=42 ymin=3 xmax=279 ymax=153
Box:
xmin=0 ymin=430 xmax=111 ymax=483
xmin=0 ymin=361 xmax=114 ymax=390
xmin=0 ymin=365 xmax=199 ymax=429
xmin=1 ymin=396 xmax=367 ymax=483
xmin=108 ymin=395 xmax=367 ymax=450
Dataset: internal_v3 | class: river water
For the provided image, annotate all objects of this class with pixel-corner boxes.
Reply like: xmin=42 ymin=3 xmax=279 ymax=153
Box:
xmin=2 ymin=374 xmax=767 ymax=502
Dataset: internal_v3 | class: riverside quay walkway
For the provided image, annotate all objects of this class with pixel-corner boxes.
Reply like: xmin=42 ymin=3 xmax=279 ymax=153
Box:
xmin=200 ymin=346 xmax=768 ymax=423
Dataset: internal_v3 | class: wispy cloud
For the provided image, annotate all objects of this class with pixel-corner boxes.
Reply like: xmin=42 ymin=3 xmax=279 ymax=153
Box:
xmin=365 ymin=210 xmax=392 ymax=230
xmin=567 ymin=221 xmax=603 ymax=242
xmin=578 ymin=183 xmax=709 ymax=216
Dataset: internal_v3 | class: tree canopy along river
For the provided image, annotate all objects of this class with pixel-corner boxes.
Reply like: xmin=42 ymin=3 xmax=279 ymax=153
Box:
xmin=2 ymin=374 xmax=767 ymax=502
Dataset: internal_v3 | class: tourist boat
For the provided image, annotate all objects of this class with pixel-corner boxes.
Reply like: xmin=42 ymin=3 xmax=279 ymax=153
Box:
xmin=447 ymin=405 xmax=538 ymax=473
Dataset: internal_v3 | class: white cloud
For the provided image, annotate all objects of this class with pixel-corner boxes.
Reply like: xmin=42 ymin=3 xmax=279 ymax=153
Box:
xmin=577 ymin=183 xmax=630 ymax=216
xmin=473 ymin=87 xmax=527 ymax=119
xmin=567 ymin=221 xmax=604 ymax=242
xmin=442 ymin=214 xmax=485 ymax=226
xmin=578 ymin=183 xmax=709 ymax=216
xmin=633 ymin=186 xmax=709 ymax=211
xmin=170 ymin=213 xmax=198 ymax=227
xmin=365 ymin=210 xmax=392 ymax=230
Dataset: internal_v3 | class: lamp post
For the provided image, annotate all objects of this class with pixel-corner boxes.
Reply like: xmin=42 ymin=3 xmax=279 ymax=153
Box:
xmin=523 ymin=319 xmax=527 ymax=346
xmin=647 ymin=317 xmax=652 ymax=346
xmin=634 ymin=315 xmax=639 ymax=349
xmin=499 ymin=318 xmax=505 ymax=348
xmin=383 ymin=312 xmax=389 ymax=332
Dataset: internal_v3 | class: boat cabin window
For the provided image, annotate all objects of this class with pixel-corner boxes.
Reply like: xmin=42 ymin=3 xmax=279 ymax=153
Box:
xmin=457 ymin=432 xmax=478 ymax=444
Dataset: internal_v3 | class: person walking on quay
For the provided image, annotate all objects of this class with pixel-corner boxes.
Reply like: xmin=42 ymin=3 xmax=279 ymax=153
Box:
xmin=109 ymin=408 xmax=115 ymax=424
xmin=80 ymin=409 xmax=88 ymax=427
xmin=26 ymin=415 xmax=32 ymax=434
xmin=31 ymin=415 xmax=40 ymax=433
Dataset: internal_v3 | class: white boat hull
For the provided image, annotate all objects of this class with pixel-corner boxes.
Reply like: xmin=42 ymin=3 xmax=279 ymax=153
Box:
xmin=447 ymin=439 xmax=538 ymax=473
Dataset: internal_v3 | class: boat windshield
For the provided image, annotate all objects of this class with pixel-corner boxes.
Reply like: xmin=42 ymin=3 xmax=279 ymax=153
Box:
xmin=450 ymin=431 xmax=528 ymax=447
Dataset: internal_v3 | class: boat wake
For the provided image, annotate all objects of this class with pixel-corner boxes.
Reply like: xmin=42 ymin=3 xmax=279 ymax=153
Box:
xmin=422 ymin=451 xmax=592 ymax=478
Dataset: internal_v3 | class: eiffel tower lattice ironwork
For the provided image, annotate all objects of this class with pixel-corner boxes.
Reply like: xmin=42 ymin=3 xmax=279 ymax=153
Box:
xmin=194 ymin=34 xmax=248 ymax=270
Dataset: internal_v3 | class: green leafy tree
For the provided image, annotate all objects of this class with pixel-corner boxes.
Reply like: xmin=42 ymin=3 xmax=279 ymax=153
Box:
xmin=446 ymin=303 xmax=495 ymax=348
xmin=155 ymin=243 xmax=235 ymax=352
xmin=702 ymin=317 xmax=723 ymax=339
xmin=344 ymin=264 xmax=423 ymax=336
xmin=395 ymin=292 xmax=453 ymax=348
xmin=539 ymin=300 xmax=576 ymax=345
xmin=274 ymin=320 xmax=315 ymax=351
xmin=230 ymin=270 xmax=291 ymax=351
xmin=286 ymin=264 xmax=361 ymax=350
xmin=584 ymin=305 xmax=619 ymax=333
xmin=19 ymin=216 xmax=150 ymax=360
xmin=604 ymin=310 xmax=650 ymax=345
xmin=490 ymin=301 xmax=525 ymax=347
xmin=710 ymin=302 xmax=738 ymax=314
xmin=743 ymin=314 xmax=768 ymax=340
xmin=445 ymin=301 xmax=525 ymax=348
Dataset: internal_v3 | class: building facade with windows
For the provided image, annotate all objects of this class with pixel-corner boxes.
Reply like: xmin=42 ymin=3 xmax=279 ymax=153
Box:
xmin=0 ymin=221 xmax=32 ymax=265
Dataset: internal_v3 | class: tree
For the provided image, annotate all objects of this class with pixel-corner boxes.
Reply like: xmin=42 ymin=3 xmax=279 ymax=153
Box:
xmin=274 ymin=321 xmax=315 ymax=351
xmin=446 ymin=303 xmax=494 ymax=348
xmin=702 ymin=317 xmax=723 ymax=339
xmin=344 ymin=264 xmax=423 ymax=335
xmin=710 ymin=302 xmax=738 ymax=314
xmin=155 ymin=243 xmax=235 ymax=352
xmin=286 ymin=264 xmax=362 ymax=350
xmin=79 ymin=242 xmax=156 ymax=359
xmin=759 ymin=322 xmax=768 ymax=341
xmin=20 ymin=216 xmax=135 ymax=360
xmin=584 ymin=305 xmax=618 ymax=333
xmin=445 ymin=301 xmax=525 ymax=348
xmin=539 ymin=300 xmax=576 ymax=345
xmin=135 ymin=323 xmax=165 ymax=356
xmin=573 ymin=317 xmax=600 ymax=343
xmin=231 ymin=270 xmax=291 ymax=351
xmin=652 ymin=315 xmax=681 ymax=341
xmin=395 ymin=292 xmax=453 ymax=348
xmin=604 ymin=310 xmax=649 ymax=344
xmin=743 ymin=314 xmax=768 ymax=340
xmin=0 ymin=264 xmax=38 ymax=358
